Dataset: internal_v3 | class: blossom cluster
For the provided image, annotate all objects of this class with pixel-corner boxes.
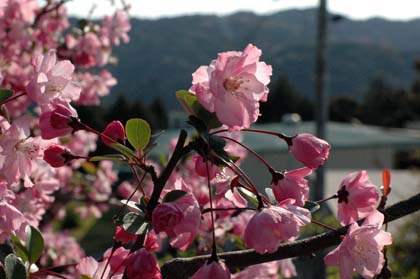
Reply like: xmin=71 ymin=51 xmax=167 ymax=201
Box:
xmin=0 ymin=0 xmax=130 ymax=276
xmin=0 ymin=2 xmax=394 ymax=279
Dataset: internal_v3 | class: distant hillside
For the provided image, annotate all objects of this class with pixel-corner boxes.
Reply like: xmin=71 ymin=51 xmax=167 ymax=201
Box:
xmin=105 ymin=8 xmax=420 ymax=109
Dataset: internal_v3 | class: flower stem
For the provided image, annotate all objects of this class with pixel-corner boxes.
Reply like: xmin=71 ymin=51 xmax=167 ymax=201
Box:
xmin=218 ymin=135 xmax=274 ymax=173
xmin=114 ymin=171 xmax=147 ymax=223
xmin=315 ymin=194 xmax=338 ymax=204
xmin=311 ymin=219 xmax=340 ymax=233
xmin=0 ymin=92 xmax=26 ymax=106
xmin=206 ymin=161 xmax=218 ymax=262
xmin=129 ymin=164 xmax=149 ymax=204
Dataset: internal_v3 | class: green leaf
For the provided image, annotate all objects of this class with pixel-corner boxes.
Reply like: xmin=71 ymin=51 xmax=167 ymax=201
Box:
xmin=304 ymin=200 xmax=321 ymax=213
xmin=0 ymin=89 xmax=13 ymax=103
xmin=125 ymin=118 xmax=151 ymax=152
xmin=119 ymin=199 xmax=143 ymax=213
xmin=80 ymin=275 xmax=93 ymax=279
xmin=25 ymin=226 xmax=44 ymax=265
xmin=4 ymin=254 xmax=26 ymax=279
xmin=122 ymin=212 xmax=147 ymax=235
xmin=89 ymin=154 xmax=125 ymax=162
xmin=265 ymin=188 xmax=276 ymax=204
xmin=163 ymin=190 xmax=188 ymax=203
xmin=109 ymin=143 xmax=135 ymax=158
xmin=176 ymin=90 xmax=197 ymax=115
xmin=176 ymin=90 xmax=222 ymax=129
xmin=237 ymin=188 xmax=259 ymax=207
xmin=9 ymin=235 xmax=28 ymax=263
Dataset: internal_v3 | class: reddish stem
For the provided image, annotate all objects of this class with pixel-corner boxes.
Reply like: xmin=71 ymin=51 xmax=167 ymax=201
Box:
xmin=311 ymin=219 xmax=340 ymax=233
xmin=206 ymin=161 xmax=218 ymax=262
xmin=129 ymin=163 xmax=148 ymax=205
xmin=315 ymin=194 xmax=338 ymax=204
xmin=0 ymin=92 xmax=26 ymax=106
xmin=100 ymin=243 xmax=118 ymax=279
xmin=213 ymin=153 xmax=267 ymax=207
xmin=219 ymin=135 xmax=274 ymax=173
xmin=210 ymin=128 xmax=293 ymax=146
xmin=114 ymin=171 xmax=147 ymax=223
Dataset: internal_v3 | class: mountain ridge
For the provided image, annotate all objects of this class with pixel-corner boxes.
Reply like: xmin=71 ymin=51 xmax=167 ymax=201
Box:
xmin=104 ymin=8 xmax=420 ymax=109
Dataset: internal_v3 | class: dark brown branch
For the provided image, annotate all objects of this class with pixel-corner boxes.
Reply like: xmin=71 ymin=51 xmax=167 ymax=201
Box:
xmin=146 ymin=129 xmax=192 ymax=214
xmin=161 ymin=191 xmax=420 ymax=279
xmin=33 ymin=0 xmax=70 ymax=26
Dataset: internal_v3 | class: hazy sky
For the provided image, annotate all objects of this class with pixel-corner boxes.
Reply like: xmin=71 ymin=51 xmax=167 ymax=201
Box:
xmin=66 ymin=0 xmax=420 ymax=20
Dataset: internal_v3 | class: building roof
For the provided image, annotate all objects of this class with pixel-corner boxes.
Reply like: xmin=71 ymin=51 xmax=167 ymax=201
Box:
xmin=152 ymin=121 xmax=420 ymax=155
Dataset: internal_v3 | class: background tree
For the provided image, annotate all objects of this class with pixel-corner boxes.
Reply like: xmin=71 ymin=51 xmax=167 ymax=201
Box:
xmin=260 ymin=76 xmax=314 ymax=122
xmin=329 ymin=96 xmax=359 ymax=123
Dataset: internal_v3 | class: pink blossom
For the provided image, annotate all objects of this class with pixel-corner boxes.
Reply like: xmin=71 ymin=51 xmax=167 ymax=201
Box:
xmin=114 ymin=225 xmax=137 ymax=245
xmin=152 ymin=192 xmax=200 ymax=251
xmin=71 ymin=33 xmax=102 ymax=68
xmin=289 ymin=133 xmax=330 ymax=169
xmin=190 ymin=44 xmax=272 ymax=130
xmin=192 ymin=260 xmax=231 ymax=279
xmin=0 ymin=201 xmax=25 ymax=242
xmin=118 ymin=181 xmax=141 ymax=202
xmin=215 ymin=169 xmax=247 ymax=208
xmin=0 ymin=118 xmax=42 ymax=186
xmin=77 ymin=256 xmax=99 ymax=278
xmin=230 ymin=211 xmax=253 ymax=237
xmin=41 ymin=230 xmax=85 ymax=266
xmin=232 ymin=261 xmax=279 ymax=279
xmin=102 ymin=120 xmax=125 ymax=145
xmin=125 ymin=248 xmax=162 ymax=279
xmin=39 ymin=99 xmax=79 ymax=140
xmin=0 ymin=0 xmax=6 ymax=17
xmin=144 ymin=230 xmax=162 ymax=252
xmin=26 ymin=49 xmax=80 ymax=104
xmin=103 ymin=247 xmax=130 ymax=275
xmin=65 ymin=130 xmax=97 ymax=167
xmin=217 ymin=128 xmax=248 ymax=163
xmin=76 ymin=70 xmax=117 ymax=105
xmin=193 ymin=155 xmax=219 ymax=180
xmin=337 ymin=171 xmax=379 ymax=226
xmin=33 ymin=5 xmax=69 ymax=48
xmin=279 ymin=259 xmax=297 ymax=278
xmin=272 ymin=167 xmax=312 ymax=207
xmin=101 ymin=9 xmax=131 ymax=46
xmin=324 ymin=211 xmax=392 ymax=279
xmin=244 ymin=201 xmax=311 ymax=254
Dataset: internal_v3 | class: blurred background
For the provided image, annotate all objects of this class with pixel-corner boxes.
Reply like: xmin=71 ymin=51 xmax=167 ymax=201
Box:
xmin=65 ymin=0 xmax=420 ymax=278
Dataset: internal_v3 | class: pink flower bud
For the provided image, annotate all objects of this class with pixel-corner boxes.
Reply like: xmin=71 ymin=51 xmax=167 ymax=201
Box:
xmin=39 ymin=101 xmax=78 ymax=140
xmin=288 ymin=133 xmax=330 ymax=169
xmin=152 ymin=193 xmax=200 ymax=251
xmin=192 ymin=260 xmax=231 ymax=279
xmin=125 ymin=248 xmax=162 ymax=279
xmin=144 ymin=230 xmax=161 ymax=252
xmin=152 ymin=203 xmax=184 ymax=236
xmin=103 ymin=247 xmax=129 ymax=274
xmin=244 ymin=202 xmax=311 ymax=254
xmin=101 ymin=120 xmax=125 ymax=145
xmin=272 ymin=167 xmax=312 ymax=207
xmin=114 ymin=225 xmax=136 ymax=245
xmin=193 ymin=155 xmax=218 ymax=180
xmin=43 ymin=145 xmax=72 ymax=168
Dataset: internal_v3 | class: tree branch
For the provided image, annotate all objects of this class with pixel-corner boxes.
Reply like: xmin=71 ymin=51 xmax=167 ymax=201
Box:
xmin=161 ymin=191 xmax=420 ymax=279
xmin=146 ymin=129 xmax=192 ymax=214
